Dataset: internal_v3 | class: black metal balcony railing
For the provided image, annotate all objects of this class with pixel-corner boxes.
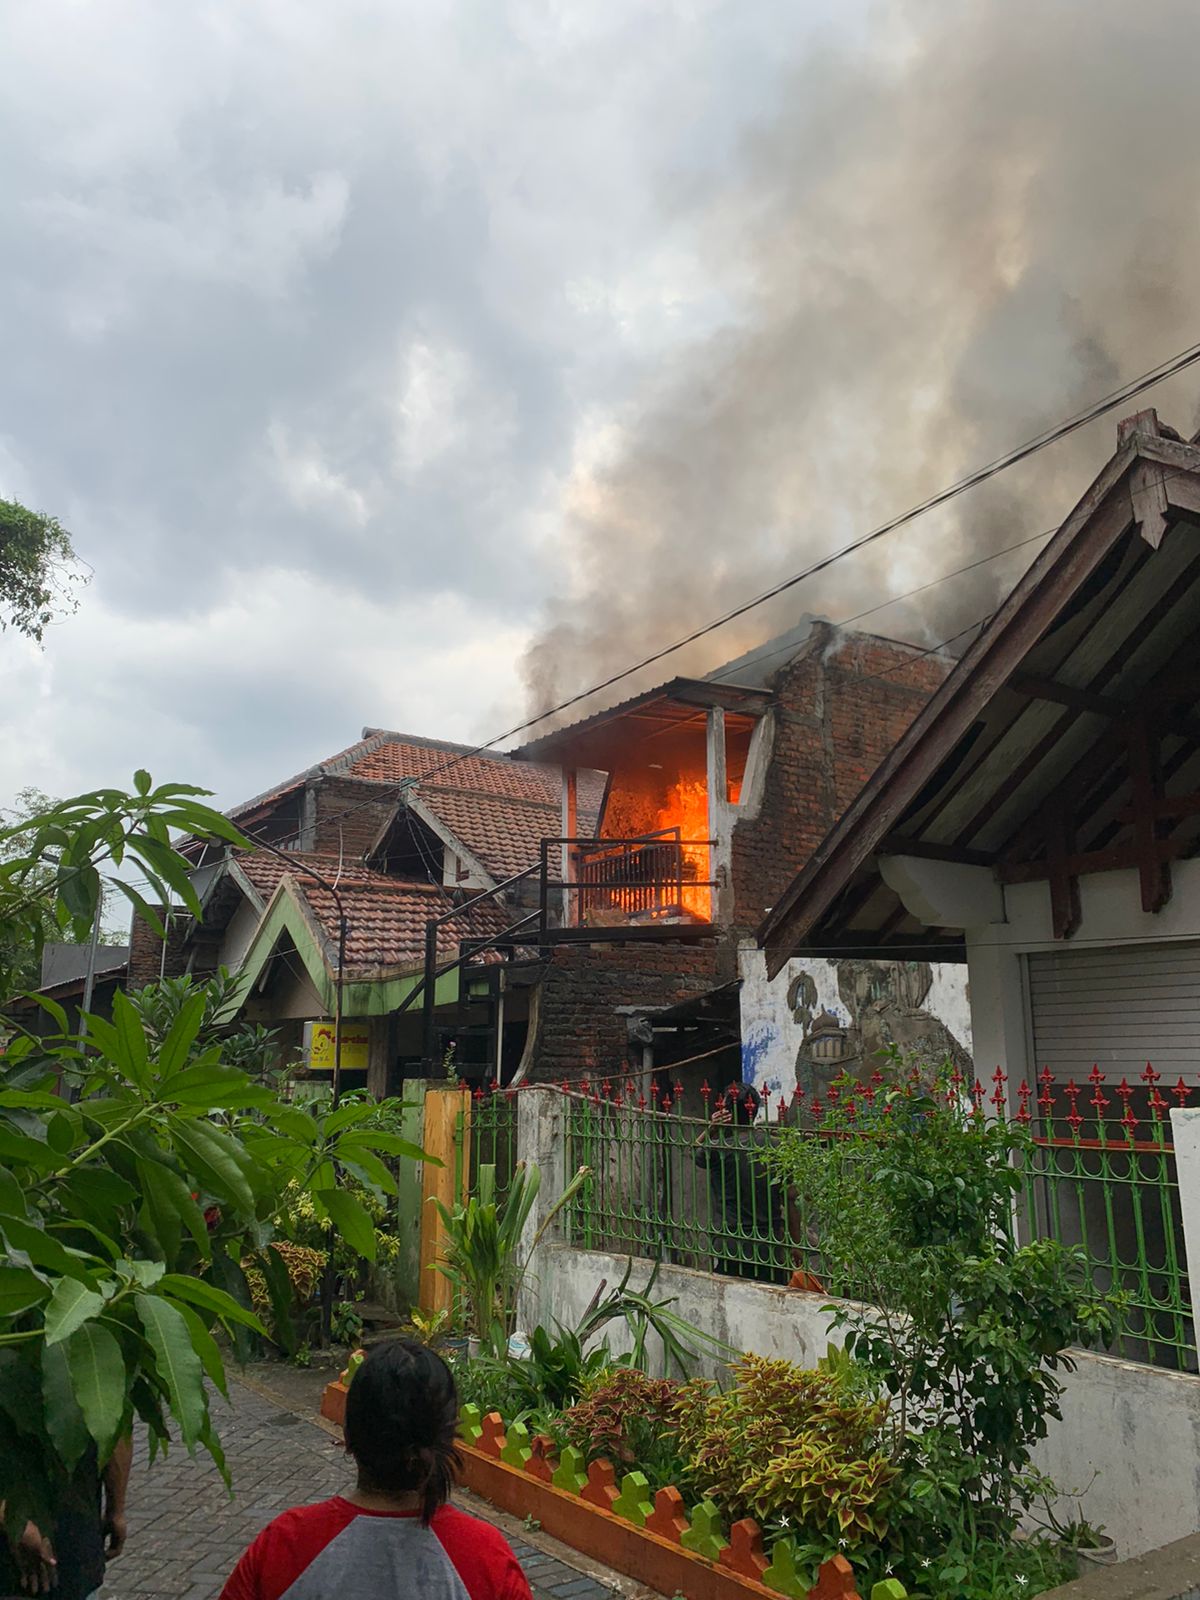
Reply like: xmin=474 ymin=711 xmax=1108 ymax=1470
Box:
xmin=539 ymin=832 xmax=715 ymax=928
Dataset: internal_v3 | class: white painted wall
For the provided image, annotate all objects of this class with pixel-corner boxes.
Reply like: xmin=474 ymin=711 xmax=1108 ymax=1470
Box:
xmin=952 ymin=857 xmax=1200 ymax=1091
xmin=737 ymin=941 xmax=973 ymax=1111
xmin=219 ymin=896 xmax=262 ymax=972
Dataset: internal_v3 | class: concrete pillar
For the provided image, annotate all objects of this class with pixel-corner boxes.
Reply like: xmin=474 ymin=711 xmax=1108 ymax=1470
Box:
xmin=560 ymin=769 xmax=578 ymax=926
xmin=1169 ymin=1108 xmax=1200 ymax=1342
xmin=515 ymin=1087 xmax=569 ymax=1332
xmin=706 ymin=708 xmax=730 ymax=922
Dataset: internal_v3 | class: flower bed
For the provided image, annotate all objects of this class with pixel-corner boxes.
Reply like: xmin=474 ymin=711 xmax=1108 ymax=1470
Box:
xmin=318 ymin=1371 xmax=903 ymax=1600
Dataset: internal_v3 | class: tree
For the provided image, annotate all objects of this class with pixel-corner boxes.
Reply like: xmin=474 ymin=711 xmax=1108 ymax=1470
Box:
xmin=0 ymin=780 xmax=426 ymax=1542
xmin=0 ymin=788 xmax=122 ymax=994
xmin=0 ymin=499 xmax=85 ymax=644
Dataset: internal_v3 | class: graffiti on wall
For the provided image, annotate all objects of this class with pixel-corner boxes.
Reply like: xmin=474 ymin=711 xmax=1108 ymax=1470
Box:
xmin=738 ymin=944 xmax=973 ymax=1114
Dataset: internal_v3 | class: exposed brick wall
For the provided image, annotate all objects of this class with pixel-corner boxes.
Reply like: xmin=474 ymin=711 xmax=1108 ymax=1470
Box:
xmin=311 ymin=777 xmax=396 ymax=858
xmin=730 ymin=624 xmax=949 ymax=932
xmin=127 ymin=907 xmax=191 ymax=989
xmin=531 ymin=939 xmax=723 ymax=1083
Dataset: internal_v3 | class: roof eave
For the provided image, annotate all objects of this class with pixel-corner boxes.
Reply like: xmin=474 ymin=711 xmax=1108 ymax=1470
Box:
xmin=759 ymin=425 xmax=1200 ymax=977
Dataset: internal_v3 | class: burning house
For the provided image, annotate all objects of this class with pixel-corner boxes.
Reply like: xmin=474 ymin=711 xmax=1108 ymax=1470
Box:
xmin=511 ymin=617 xmax=972 ymax=1109
xmin=103 ymin=618 xmax=971 ymax=1106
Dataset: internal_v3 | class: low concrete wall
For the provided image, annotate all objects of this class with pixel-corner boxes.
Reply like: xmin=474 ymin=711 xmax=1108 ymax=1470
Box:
xmin=1033 ymin=1351 xmax=1200 ymax=1562
xmin=1041 ymin=1531 xmax=1200 ymax=1599
xmin=514 ymin=1087 xmax=1200 ymax=1560
xmin=520 ymin=1241 xmax=843 ymax=1380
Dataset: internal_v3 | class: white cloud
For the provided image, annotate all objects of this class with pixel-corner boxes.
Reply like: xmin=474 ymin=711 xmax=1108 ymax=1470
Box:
xmin=267 ymin=424 xmax=371 ymax=528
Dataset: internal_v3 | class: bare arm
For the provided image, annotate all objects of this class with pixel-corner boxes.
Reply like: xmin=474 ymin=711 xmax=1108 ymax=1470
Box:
xmin=102 ymin=1436 xmax=133 ymax=1559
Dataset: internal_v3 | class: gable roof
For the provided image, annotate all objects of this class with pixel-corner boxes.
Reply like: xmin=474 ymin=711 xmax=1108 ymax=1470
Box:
xmin=759 ymin=409 xmax=1200 ymax=976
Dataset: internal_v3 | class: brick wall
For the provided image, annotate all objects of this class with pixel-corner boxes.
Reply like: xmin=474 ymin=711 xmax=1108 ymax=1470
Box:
xmin=730 ymin=623 xmax=949 ymax=932
xmin=127 ymin=907 xmax=191 ymax=989
xmin=531 ymin=939 xmax=723 ymax=1083
xmin=311 ymin=776 xmax=396 ymax=857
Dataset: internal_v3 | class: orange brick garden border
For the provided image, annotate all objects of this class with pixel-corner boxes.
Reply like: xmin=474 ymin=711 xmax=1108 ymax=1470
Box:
xmin=320 ymin=1380 xmax=867 ymax=1600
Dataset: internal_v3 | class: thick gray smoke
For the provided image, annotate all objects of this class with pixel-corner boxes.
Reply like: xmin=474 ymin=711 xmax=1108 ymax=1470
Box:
xmin=522 ymin=0 xmax=1200 ymax=717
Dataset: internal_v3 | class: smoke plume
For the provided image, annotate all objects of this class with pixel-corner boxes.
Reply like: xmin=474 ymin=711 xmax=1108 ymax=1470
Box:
xmin=522 ymin=0 xmax=1200 ymax=719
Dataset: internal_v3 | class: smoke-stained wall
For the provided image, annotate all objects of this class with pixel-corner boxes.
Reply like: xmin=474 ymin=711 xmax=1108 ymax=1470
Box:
xmin=738 ymin=943 xmax=972 ymax=1113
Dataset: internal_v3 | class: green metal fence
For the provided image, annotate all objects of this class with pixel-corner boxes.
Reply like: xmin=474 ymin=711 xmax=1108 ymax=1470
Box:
xmin=459 ymin=1087 xmax=520 ymax=1203
xmin=556 ymin=1069 xmax=1196 ymax=1373
xmin=1020 ymin=1067 xmax=1194 ymax=1372
xmin=563 ymin=1089 xmax=821 ymax=1285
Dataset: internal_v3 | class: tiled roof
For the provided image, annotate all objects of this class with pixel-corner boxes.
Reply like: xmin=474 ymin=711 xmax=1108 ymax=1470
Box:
xmin=298 ymin=876 xmax=510 ymax=975
xmin=233 ymin=851 xmax=383 ymax=904
xmin=348 ymin=738 xmax=563 ymax=805
xmin=415 ymin=786 xmax=560 ymax=881
xmin=232 ymin=850 xmax=509 ymax=976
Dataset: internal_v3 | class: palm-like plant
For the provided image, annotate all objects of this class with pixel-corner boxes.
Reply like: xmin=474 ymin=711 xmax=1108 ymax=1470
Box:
xmin=432 ymin=1161 xmax=588 ymax=1351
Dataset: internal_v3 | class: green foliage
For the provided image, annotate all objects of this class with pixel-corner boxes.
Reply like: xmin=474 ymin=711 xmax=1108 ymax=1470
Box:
xmin=0 ymin=776 xmax=244 ymax=1004
xmin=0 ymin=497 xmax=84 ymax=644
xmin=574 ymin=1256 xmax=736 ymax=1377
xmin=478 ymin=1322 xmax=616 ymax=1415
xmin=331 ymin=1300 xmax=364 ymax=1347
xmin=127 ymin=972 xmax=287 ymax=1085
xmin=674 ymin=1355 xmax=895 ymax=1544
xmin=0 ymin=788 xmax=122 ymax=993
xmin=433 ymin=1161 xmax=588 ymax=1349
xmin=0 ymin=781 xmax=428 ymax=1542
xmin=562 ymin=1366 xmax=686 ymax=1491
xmin=765 ymin=1057 xmax=1115 ymax=1523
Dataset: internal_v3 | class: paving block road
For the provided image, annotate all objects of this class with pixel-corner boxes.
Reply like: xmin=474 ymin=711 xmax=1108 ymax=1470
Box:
xmin=110 ymin=1381 xmax=622 ymax=1600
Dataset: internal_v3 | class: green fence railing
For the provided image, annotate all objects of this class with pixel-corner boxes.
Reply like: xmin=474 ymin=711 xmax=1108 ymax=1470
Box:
xmin=557 ymin=1069 xmax=1195 ymax=1374
xmin=459 ymin=1086 xmax=521 ymax=1204
xmin=563 ymin=1089 xmax=821 ymax=1287
xmin=1020 ymin=1067 xmax=1195 ymax=1372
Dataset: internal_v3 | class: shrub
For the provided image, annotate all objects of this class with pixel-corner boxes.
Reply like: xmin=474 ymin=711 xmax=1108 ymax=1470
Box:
xmin=674 ymin=1355 xmax=894 ymax=1542
xmin=764 ymin=1056 xmax=1115 ymax=1527
xmin=562 ymin=1368 xmax=686 ymax=1488
xmin=242 ymin=1240 xmax=327 ymax=1329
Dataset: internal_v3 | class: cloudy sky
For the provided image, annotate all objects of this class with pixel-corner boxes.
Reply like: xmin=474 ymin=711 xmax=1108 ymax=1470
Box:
xmin=4 ymin=0 xmax=1200 ymax=819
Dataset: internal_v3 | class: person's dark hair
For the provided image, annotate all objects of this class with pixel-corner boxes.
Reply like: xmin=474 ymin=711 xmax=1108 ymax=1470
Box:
xmin=723 ymin=1080 xmax=761 ymax=1125
xmin=343 ymin=1340 xmax=460 ymax=1523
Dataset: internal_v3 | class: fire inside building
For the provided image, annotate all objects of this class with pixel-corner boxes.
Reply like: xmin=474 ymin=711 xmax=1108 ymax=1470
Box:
xmin=70 ymin=618 xmax=972 ymax=1108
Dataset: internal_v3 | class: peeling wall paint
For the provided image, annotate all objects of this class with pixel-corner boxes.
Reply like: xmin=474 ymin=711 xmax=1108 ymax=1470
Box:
xmin=737 ymin=941 xmax=973 ymax=1111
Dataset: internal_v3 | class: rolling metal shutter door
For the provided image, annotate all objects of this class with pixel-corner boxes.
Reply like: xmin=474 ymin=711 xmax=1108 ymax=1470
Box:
xmin=1027 ymin=940 xmax=1200 ymax=1083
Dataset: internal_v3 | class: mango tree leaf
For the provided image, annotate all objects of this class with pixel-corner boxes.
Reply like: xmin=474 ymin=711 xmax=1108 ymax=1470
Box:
xmin=135 ymin=1155 xmax=210 ymax=1262
xmin=336 ymin=1145 xmax=398 ymax=1196
xmin=0 ymin=1266 xmax=49 ymax=1318
xmin=135 ymin=1292 xmax=205 ymax=1449
xmin=312 ymin=1188 xmax=377 ymax=1261
xmin=44 ymin=1278 xmax=106 ymax=1347
xmin=0 ymin=1125 xmax=56 ymax=1173
xmin=110 ymin=990 xmax=150 ymax=1092
xmin=1 ymin=1216 xmax=96 ymax=1282
xmin=155 ymin=993 xmax=208 ymax=1079
xmin=167 ymin=1299 xmax=229 ymax=1400
xmin=65 ymin=1322 xmax=126 ymax=1457
xmin=158 ymin=1272 xmax=267 ymax=1335
xmin=262 ymin=1106 xmax=318 ymax=1144
xmin=258 ymin=1245 xmax=299 ymax=1356
xmin=0 ymin=1169 xmax=28 ymax=1219
xmin=352 ymin=1130 xmax=433 ymax=1162
xmin=165 ymin=1063 xmax=275 ymax=1110
xmin=0 ymin=1351 xmax=44 ymax=1437
xmin=57 ymin=1167 xmax=139 ymax=1233
xmin=167 ymin=1118 xmax=255 ymax=1214
xmin=203 ymin=1249 xmax=258 ymax=1364
xmin=43 ymin=1343 xmax=91 ymax=1472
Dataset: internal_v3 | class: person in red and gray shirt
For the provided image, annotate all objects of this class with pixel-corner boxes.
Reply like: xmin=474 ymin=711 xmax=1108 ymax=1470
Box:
xmin=220 ymin=1341 xmax=531 ymax=1600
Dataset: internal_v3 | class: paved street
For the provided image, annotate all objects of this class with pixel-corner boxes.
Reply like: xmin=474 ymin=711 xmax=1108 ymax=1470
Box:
xmin=112 ymin=1381 xmax=622 ymax=1600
